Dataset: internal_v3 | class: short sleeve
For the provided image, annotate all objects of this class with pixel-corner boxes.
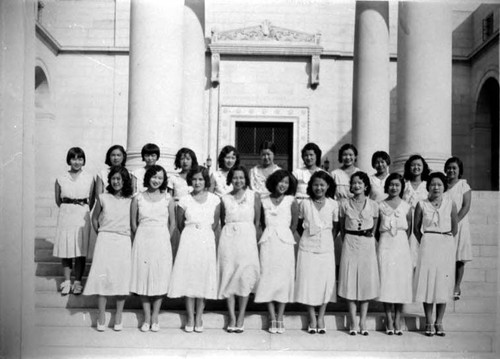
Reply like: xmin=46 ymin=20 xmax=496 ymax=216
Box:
xmin=462 ymin=180 xmax=471 ymax=193
xmin=298 ymin=200 xmax=305 ymax=219
xmin=370 ymin=200 xmax=379 ymax=217
xmin=177 ymin=195 xmax=188 ymax=210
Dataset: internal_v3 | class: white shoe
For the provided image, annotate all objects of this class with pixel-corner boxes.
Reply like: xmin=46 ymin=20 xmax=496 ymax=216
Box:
xmin=60 ymin=280 xmax=71 ymax=296
xmin=151 ymin=323 xmax=160 ymax=332
xmin=140 ymin=322 xmax=150 ymax=332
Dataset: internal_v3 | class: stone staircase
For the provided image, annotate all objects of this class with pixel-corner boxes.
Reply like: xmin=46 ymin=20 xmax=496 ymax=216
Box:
xmin=32 ymin=192 xmax=498 ymax=358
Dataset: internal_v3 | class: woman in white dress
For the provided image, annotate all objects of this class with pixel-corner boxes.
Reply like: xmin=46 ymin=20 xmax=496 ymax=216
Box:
xmin=414 ymin=172 xmax=458 ymax=337
xmin=377 ymin=173 xmax=413 ymax=336
xmin=210 ymin=145 xmax=239 ymax=197
xmin=217 ymin=165 xmax=260 ymax=333
xmin=369 ymin=151 xmax=390 ymax=203
xmin=168 ymin=147 xmax=198 ymax=201
xmin=444 ymin=157 xmax=472 ymax=300
xmin=130 ymin=165 xmax=175 ymax=332
xmin=131 ymin=143 xmax=160 ymax=194
xmin=249 ymin=141 xmax=281 ymax=198
xmin=84 ymin=166 xmax=133 ymax=331
xmin=168 ymin=166 xmax=221 ymax=333
xmin=54 ymin=147 xmax=95 ymax=296
xmin=95 ymin=145 xmax=127 ymax=195
xmin=330 ymin=143 xmax=361 ymax=200
xmin=292 ymin=142 xmax=327 ymax=203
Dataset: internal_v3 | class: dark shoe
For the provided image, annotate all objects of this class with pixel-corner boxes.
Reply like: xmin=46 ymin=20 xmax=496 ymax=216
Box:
xmin=395 ymin=329 xmax=403 ymax=336
xmin=424 ymin=323 xmax=434 ymax=337
xmin=307 ymin=325 xmax=317 ymax=334
xmin=435 ymin=323 xmax=445 ymax=337
xmin=453 ymin=291 xmax=461 ymax=301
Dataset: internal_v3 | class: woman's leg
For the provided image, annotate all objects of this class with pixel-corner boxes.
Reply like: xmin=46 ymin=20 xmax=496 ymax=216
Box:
xmin=317 ymin=303 xmax=327 ymax=330
xmin=347 ymin=300 xmax=357 ymax=331
xmin=359 ymin=301 xmax=369 ymax=333
xmin=435 ymin=303 xmax=447 ymax=336
xmin=195 ymin=298 xmax=205 ymax=328
xmin=236 ymin=295 xmax=249 ymax=328
xmin=455 ymin=261 xmax=465 ymax=296
xmin=151 ymin=295 xmax=163 ymax=325
xmin=141 ymin=296 xmax=151 ymax=325
xmin=394 ymin=303 xmax=403 ymax=332
xmin=61 ymin=258 xmax=72 ymax=281
xmin=306 ymin=305 xmax=316 ymax=328
xmin=226 ymin=295 xmax=236 ymax=329
xmin=185 ymin=297 xmax=195 ymax=328
xmin=74 ymin=256 xmax=86 ymax=282
xmin=115 ymin=296 xmax=126 ymax=325
xmin=383 ymin=302 xmax=394 ymax=331
xmin=97 ymin=295 xmax=107 ymax=325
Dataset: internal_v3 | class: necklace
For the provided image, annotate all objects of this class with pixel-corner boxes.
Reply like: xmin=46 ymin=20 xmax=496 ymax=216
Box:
xmin=313 ymin=198 xmax=325 ymax=204
xmin=352 ymin=197 xmax=364 ymax=203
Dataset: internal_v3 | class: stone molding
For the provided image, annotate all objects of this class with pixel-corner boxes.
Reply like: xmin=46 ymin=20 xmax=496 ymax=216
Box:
xmin=209 ymin=20 xmax=323 ymax=87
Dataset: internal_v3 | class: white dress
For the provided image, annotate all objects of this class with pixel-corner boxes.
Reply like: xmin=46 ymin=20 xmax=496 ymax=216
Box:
xmin=249 ymin=164 xmax=281 ymax=199
xmin=330 ymin=167 xmax=360 ymax=200
xmin=53 ymin=171 xmax=93 ymax=258
xmin=446 ymin=179 xmax=472 ymax=262
xmin=254 ymin=196 xmax=296 ymax=303
xmin=377 ymin=200 xmax=413 ymax=304
xmin=295 ymin=198 xmax=338 ymax=305
xmin=132 ymin=167 xmax=147 ymax=194
xmin=130 ymin=192 xmax=173 ymax=296
xmin=168 ymin=193 xmax=220 ymax=299
xmin=211 ymin=170 xmax=233 ymax=197
xmin=168 ymin=173 xmax=192 ymax=201
xmin=414 ymin=198 xmax=455 ymax=303
xmin=292 ymin=167 xmax=327 ymax=202
xmin=84 ymin=193 xmax=132 ymax=296
xmin=369 ymin=173 xmax=389 ymax=203
xmin=403 ymin=180 xmax=428 ymax=267
xmin=217 ymin=190 xmax=259 ymax=298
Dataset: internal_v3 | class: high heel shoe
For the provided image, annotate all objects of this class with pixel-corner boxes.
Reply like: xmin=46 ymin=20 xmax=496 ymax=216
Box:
xmin=349 ymin=328 xmax=357 ymax=336
xmin=395 ymin=329 xmax=403 ymax=336
xmin=140 ymin=322 xmax=150 ymax=332
xmin=276 ymin=321 xmax=285 ymax=334
xmin=434 ymin=323 xmax=445 ymax=337
xmin=97 ymin=321 xmax=106 ymax=332
xmin=184 ymin=325 xmax=194 ymax=333
xmin=113 ymin=323 xmax=123 ymax=331
xmin=424 ymin=323 xmax=434 ymax=337
xmin=60 ymin=280 xmax=71 ymax=296
xmin=307 ymin=325 xmax=317 ymax=334
xmin=385 ymin=327 xmax=394 ymax=335
xmin=269 ymin=320 xmax=278 ymax=334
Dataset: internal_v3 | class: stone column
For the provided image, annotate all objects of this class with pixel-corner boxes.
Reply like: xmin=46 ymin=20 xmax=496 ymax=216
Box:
xmin=127 ymin=0 xmax=185 ymax=170
xmin=352 ymin=1 xmax=390 ymax=172
xmin=395 ymin=1 xmax=452 ymax=172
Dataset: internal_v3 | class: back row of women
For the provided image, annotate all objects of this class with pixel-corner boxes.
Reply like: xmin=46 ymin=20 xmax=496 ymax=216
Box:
xmin=54 ymin=141 xmax=472 ymax=337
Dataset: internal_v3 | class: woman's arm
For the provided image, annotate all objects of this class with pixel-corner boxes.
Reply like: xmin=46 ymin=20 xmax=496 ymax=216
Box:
xmin=371 ymin=216 xmax=379 ymax=238
xmin=413 ymin=203 xmax=423 ymax=243
xmin=95 ymin=176 xmax=105 ymax=196
xmin=91 ymin=196 xmax=102 ymax=232
xmin=131 ymin=175 xmax=137 ymax=194
xmin=220 ymin=200 xmax=226 ymax=228
xmin=457 ymin=190 xmax=472 ymax=222
xmin=209 ymin=173 xmax=216 ymax=193
xmin=254 ymin=193 xmax=262 ymax=241
xmin=168 ymin=198 xmax=176 ymax=236
xmin=88 ymin=179 xmax=96 ymax=210
xmin=212 ymin=203 xmax=221 ymax=232
xmin=406 ymin=208 xmax=413 ymax=239
xmin=54 ymin=180 xmax=62 ymax=207
xmin=176 ymin=206 xmax=186 ymax=233
xmin=451 ymin=202 xmax=458 ymax=237
xmin=290 ymin=199 xmax=299 ymax=233
xmin=130 ymin=196 xmax=139 ymax=234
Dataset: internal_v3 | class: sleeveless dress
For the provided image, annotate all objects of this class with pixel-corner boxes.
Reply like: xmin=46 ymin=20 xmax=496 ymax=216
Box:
xmin=53 ymin=171 xmax=93 ymax=258
xmin=84 ymin=193 xmax=132 ymax=296
xmin=211 ymin=170 xmax=233 ymax=197
xmin=168 ymin=193 xmax=220 ymax=299
xmin=403 ymin=180 xmax=428 ymax=267
xmin=295 ymin=198 xmax=338 ymax=305
xmin=369 ymin=173 xmax=389 ymax=203
xmin=249 ymin=164 xmax=281 ymax=199
xmin=338 ymin=198 xmax=380 ymax=301
xmin=254 ymin=196 xmax=296 ymax=303
xmin=130 ymin=192 xmax=173 ymax=296
xmin=377 ymin=200 xmax=413 ymax=303
xmin=414 ymin=198 xmax=455 ymax=303
xmin=330 ymin=167 xmax=360 ymax=200
xmin=292 ymin=167 xmax=327 ymax=203
xmin=217 ymin=190 xmax=260 ymax=298
xmin=446 ymin=179 xmax=472 ymax=262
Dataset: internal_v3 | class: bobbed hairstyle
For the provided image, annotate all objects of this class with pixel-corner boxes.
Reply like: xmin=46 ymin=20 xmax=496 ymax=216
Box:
xmin=105 ymin=144 xmax=127 ymax=167
xmin=106 ymin=165 xmax=133 ymax=197
xmin=143 ymin=165 xmax=168 ymax=192
xmin=426 ymin=172 xmax=449 ymax=192
xmin=444 ymin=156 xmax=464 ymax=178
xmin=350 ymin=171 xmax=371 ymax=196
xmin=187 ymin=166 xmax=210 ymax=189
xmin=306 ymin=170 xmax=336 ymax=199
xmin=218 ymin=145 xmax=240 ymax=170
xmin=226 ymin=165 xmax=250 ymax=188
xmin=301 ymin=142 xmax=322 ymax=166
xmin=265 ymin=169 xmax=297 ymax=196
xmin=66 ymin=147 xmax=86 ymax=165
xmin=371 ymin=150 xmax=391 ymax=168
xmin=384 ymin=172 xmax=405 ymax=198
xmin=141 ymin=143 xmax=160 ymax=161
xmin=403 ymin=154 xmax=430 ymax=181
xmin=338 ymin=143 xmax=358 ymax=163
xmin=174 ymin=147 xmax=199 ymax=170
xmin=259 ymin=141 xmax=277 ymax=155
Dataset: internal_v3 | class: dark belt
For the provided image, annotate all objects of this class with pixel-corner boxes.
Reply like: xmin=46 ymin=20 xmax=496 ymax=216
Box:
xmin=345 ymin=229 xmax=373 ymax=237
xmin=62 ymin=198 xmax=88 ymax=205
xmin=424 ymin=231 xmax=452 ymax=236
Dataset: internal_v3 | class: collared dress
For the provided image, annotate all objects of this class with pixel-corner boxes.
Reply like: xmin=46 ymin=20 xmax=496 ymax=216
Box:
xmin=84 ymin=193 xmax=132 ymax=296
xmin=338 ymin=198 xmax=380 ymax=301
xmin=295 ymin=198 xmax=338 ymax=306
xmin=369 ymin=173 xmax=389 ymax=203
xmin=254 ymin=195 xmax=296 ymax=303
xmin=292 ymin=167 xmax=327 ymax=203
xmin=414 ymin=198 xmax=455 ymax=303
xmin=168 ymin=193 xmax=220 ymax=299
xmin=330 ymin=167 xmax=360 ymax=200
xmin=249 ymin=164 xmax=281 ymax=199
xmin=130 ymin=192 xmax=173 ymax=296
xmin=377 ymin=200 xmax=413 ymax=304
xmin=403 ymin=180 xmax=428 ymax=267
xmin=446 ymin=179 xmax=472 ymax=262
xmin=217 ymin=189 xmax=259 ymax=298
xmin=53 ymin=171 xmax=93 ymax=258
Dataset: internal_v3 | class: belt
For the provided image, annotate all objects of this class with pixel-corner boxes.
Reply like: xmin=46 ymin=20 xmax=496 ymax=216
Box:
xmin=61 ymin=198 xmax=88 ymax=205
xmin=345 ymin=229 xmax=373 ymax=237
xmin=424 ymin=231 xmax=452 ymax=236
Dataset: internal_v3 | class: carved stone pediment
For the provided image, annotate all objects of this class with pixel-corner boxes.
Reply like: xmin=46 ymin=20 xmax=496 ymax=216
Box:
xmin=209 ymin=20 xmax=323 ymax=88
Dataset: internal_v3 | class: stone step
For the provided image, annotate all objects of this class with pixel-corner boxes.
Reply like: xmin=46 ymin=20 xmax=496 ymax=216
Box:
xmin=33 ymin=326 xmax=494 ymax=355
xmin=35 ymin=307 xmax=496 ymax=332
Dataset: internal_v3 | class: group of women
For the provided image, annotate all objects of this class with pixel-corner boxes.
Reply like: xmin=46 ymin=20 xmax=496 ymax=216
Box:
xmin=53 ymin=141 xmax=472 ymax=337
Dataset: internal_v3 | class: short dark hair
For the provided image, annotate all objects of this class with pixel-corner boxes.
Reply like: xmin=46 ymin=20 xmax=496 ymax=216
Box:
xmin=174 ymin=147 xmax=199 ymax=170
xmin=403 ymin=154 xmax=430 ymax=181
xmin=187 ymin=166 xmax=210 ymax=189
xmin=259 ymin=141 xmax=276 ymax=155
xmin=143 ymin=165 xmax=168 ymax=192
xmin=66 ymin=147 xmax=86 ymax=165
xmin=338 ymin=143 xmax=358 ymax=163
xmin=265 ymin=169 xmax=297 ymax=195
xmin=301 ymin=143 xmax=322 ymax=166
xmin=141 ymin=143 xmax=160 ymax=161
xmin=426 ymin=172 xmax=449 ymax=192
xmin=371 ymin=151 xmax=391 ymax=168
xmin=106 ymin=166 xmax=133 ymax=197
xmin=105 ymin=145 xmax=127 ymax=167
xmin=384 ymin=172 xmax=405 ymax=198
xmin=306 ymin=170 xmax=336 ymax=199
xmin=218 ymin=145 xmax=240 ymax=170
xmin=444 ymin=156 xmax=464 ymax=178
xmin=350 ymin=171 xmax=371 ymax=196
xmin=226 ymin=165 xmax=250 ymax=188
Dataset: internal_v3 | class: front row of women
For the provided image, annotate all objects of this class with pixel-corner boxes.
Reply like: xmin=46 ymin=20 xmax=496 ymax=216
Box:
xmin=83 ymin=160 xmax=457 ymax=337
